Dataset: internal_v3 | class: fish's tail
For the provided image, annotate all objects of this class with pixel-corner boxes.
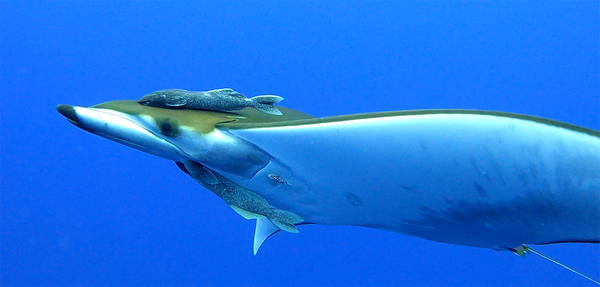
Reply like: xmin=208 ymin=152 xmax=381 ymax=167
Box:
xmin=249 ymin=95 xmax=284 ymax=115
xmin=268 ymin=209 xmax=303 ymax=233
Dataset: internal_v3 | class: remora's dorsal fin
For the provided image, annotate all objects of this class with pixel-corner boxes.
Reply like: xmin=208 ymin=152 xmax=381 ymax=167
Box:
xmin=254 ymin=217 xmax=281 ymax=255
xmin=514 ymin=245 xmax=600 ymax=285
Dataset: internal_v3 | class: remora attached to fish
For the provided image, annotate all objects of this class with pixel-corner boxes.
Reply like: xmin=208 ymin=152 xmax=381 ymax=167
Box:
xmin=179 ymin=159 xmax=303 ymax=234
xmin=138 ymin=88 xmax=284 ymax=115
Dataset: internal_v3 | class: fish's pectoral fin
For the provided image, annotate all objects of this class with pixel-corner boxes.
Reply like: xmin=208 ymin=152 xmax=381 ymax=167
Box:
xmin=254 ymin=217 xmax=280 ymax=255
xmin=253 ymin=210 xmax=303 ymax=255
xmin=229 ymin=205 xmax=264 ymax=220
xmin=250 ymin=95 xmax=284 ymax=115
xmin=165 ymin=95 xmax=187 ymax=107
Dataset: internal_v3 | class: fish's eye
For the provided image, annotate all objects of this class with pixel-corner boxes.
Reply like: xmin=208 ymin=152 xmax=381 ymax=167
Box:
xmin=162 ymin=122 xmax=171 ymax=133
xmin=159 ymin=120 xmax=179 ymax=137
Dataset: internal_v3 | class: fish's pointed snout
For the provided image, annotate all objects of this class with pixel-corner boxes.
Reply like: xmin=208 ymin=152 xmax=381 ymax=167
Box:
xmin=56 ymin=104 xmax=80 ymax=124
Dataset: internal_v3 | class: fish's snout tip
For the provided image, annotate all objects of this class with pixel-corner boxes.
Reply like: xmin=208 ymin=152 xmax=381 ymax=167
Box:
xmin=56 ymin=104 xmax=80 ymax=124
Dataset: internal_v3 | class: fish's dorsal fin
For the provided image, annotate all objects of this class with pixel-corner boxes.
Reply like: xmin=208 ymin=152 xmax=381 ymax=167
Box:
xmin=254 ymin=217 xmax=281 ymax=255
xmin=514 ymin=245 xmax=600 ymax=285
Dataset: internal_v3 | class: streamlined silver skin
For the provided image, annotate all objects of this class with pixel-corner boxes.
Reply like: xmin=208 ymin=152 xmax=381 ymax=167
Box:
xmin=56 ymin=101 xmax=600 ymax=255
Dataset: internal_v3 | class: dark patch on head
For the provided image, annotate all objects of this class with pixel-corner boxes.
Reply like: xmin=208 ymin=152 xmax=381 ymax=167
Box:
xmin=156 ymin=118 xmax=180 ymax=137
xmin=344 ymin=192 xmax=362 ymax=207
xmin=473 ymin=182 xmax=488 ymax=197
xmin=162 ymin=122 xmax=172 ymax=133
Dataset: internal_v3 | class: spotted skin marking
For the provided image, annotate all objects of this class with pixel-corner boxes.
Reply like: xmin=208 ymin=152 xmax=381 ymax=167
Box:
xmin=268 ymin=174 xmax=291 ymax=186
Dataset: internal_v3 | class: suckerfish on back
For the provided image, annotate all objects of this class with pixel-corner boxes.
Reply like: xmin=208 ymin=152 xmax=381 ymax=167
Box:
xmin=138 ymin=88 xmax=284 ymax=115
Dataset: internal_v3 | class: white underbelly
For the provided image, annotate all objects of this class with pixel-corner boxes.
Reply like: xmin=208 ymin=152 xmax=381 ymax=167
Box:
xmin=225 ymin=113 xmax=600 ymax=249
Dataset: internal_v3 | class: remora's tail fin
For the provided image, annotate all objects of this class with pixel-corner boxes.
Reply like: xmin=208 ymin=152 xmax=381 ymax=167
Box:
xmin=269 ymin=209 xmax=303 ymax=233
xmin=249 ymin=95 xmax=284 ymax=115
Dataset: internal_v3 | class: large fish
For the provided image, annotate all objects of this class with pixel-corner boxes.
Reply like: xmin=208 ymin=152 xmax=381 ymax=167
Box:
xmin=56 ymin=99 xmax=600 ymax=281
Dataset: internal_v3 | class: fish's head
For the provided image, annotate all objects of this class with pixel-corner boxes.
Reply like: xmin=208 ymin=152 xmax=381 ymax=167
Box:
xmin=56 ymin=100 xmax=242 ymax=163
xmin=56 ymin=100 xmax=312 ymax=177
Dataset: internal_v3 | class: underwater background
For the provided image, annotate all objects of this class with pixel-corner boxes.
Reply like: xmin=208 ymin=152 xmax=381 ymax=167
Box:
xmin=1 ymin=1 xmax=599 ymax=286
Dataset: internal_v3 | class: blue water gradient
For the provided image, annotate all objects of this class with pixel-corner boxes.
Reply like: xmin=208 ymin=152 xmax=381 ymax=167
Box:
xmin=2 ymin=1 xmax=598 ymax=286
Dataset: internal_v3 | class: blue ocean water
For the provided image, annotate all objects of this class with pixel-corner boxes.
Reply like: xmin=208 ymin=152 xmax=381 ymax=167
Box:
xmin=1 ymin=1 xmax=599 ymax=286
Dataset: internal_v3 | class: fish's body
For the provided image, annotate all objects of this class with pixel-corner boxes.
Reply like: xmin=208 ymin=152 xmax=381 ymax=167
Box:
xmin=139 ymin=88 xmax=284 ymax=115
xmin=56 ymin=100 xmax=600 ymax=255
xmin=224 ymin=111 xmax=600 ymax=250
